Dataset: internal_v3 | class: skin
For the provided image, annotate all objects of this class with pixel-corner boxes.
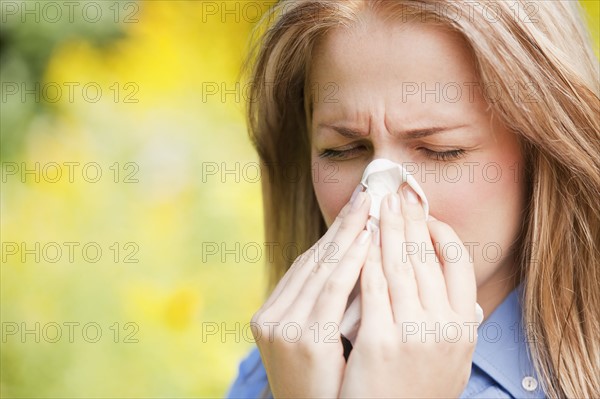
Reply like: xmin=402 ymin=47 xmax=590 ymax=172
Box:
xmin=310 ymin=18 xmax=525 ymax=320
xmin=251 ymin=15 xmax=527 ymax=398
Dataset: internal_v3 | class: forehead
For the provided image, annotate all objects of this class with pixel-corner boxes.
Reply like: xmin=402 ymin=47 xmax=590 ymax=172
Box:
xmin=310 ymin=19 xmax=475 ymax=85
xmin=308 ymin=20 xmax=481 ymax=124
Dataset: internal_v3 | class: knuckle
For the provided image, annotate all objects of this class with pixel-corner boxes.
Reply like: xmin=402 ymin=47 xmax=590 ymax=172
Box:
xmin=330 ymin=215 xmax=344 ymax=230
xmin=403 ymin=215 xmax=422 ymax=226
xmin=311 ymin=260 xmax=332 ymax=275
xmin=370 ymin=335 xmax=399 ymax=360
xmin=367 ymin=247 xmax=380 ymax=262
xmin=389 ymin=260 xmax=414 ymax=275
xmin=338 ymin=202 xmax=352 ymax=218
xmin=336 ymin=220 xmax=353 ymax=236
xmin=339 ymin=211 xmax=361 ymax=230
xmin=342 ymin=249 xmax=362 ymax=265
xmin=292 ymin=254 xmax=307 ymax=268
xmin=320 ymin=241 xmax=339 ymax=261
xmin=296 ymin=339 xmax=319 ymax=358
xmin=363 ymin=275 xmax=387 ymax=293
xmin=385 ymin=217 xmax=405 ymax=233
xmin=250 ymin=312 xmax=269 ymax=340
xmin=296 ymin=247 xmax=316 ymax=265
xmin=251 ymin=310 xmax=268 ymax=326
xmin=250 ymin=311 xmax=260 ymax=324
xmin=322 ymin=278 xmax=343 ymax=295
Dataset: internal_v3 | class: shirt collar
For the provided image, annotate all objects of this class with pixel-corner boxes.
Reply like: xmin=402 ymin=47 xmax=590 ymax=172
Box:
xmin=472 ymin=283 xmax=545 ymax=398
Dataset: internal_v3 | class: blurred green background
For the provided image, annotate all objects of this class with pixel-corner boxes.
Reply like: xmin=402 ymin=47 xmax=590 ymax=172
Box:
xmin=0 ymin=1 xmax=598 ymax=397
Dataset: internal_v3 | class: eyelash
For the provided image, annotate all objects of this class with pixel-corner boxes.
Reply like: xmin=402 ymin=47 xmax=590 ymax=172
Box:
xmin=318 ymin=146 xmax=466 ymax=161
xmin=318 ymin=146 xmax=365 ymax=160
xmin=419 ymin=148 xmax=466 ymax=161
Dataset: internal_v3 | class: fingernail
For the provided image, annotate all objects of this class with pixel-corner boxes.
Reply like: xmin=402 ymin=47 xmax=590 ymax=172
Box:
xmin=389 ymin=193 xmax=400 ymax=214
xmin=351 ymin=192 xmax=366 ymax=211
xmin=402 ymin=184 xmax=420 ymax=205
xmin=358 ymin=230 xmax=370 ymax=244
xmin=350 ymin=184 xmax=363 ymax=204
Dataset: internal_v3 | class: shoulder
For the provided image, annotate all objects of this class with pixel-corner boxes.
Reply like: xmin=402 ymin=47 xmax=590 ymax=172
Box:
xmin=226 ymin=346 xmax=269 ymax=399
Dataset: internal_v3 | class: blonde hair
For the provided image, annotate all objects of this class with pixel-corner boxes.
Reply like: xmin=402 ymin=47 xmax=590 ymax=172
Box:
xmin=242 ymin=1 xmax=600 ymax=397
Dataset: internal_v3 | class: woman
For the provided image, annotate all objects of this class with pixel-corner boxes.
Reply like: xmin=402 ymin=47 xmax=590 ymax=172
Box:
xmin=228 ymin=0 xmax=599 ymax=397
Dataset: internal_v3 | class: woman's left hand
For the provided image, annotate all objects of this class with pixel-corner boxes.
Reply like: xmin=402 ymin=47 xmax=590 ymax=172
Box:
xmin=339 ymin=185 xmax=480 ymax=398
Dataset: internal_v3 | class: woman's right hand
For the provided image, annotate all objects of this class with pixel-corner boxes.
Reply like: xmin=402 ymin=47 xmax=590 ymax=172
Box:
xmin=250 ymin=185 xmax=372 ymax=398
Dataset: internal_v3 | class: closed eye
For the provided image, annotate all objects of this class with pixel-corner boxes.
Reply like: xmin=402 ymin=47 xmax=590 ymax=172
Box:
xmin=318 ymin=145 xmax=368 ymax=160
xmin=318 ymin=146 xmax=466 ymax=161
xmin=419 ymin=148 xmax=466 ymax=161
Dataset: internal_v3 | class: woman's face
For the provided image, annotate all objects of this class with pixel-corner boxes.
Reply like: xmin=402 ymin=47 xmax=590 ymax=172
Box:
xmin=309 ymin=18 xmax=526 ymax=292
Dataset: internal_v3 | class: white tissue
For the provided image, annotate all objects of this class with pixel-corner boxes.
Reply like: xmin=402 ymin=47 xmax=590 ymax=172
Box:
xmin=339 ymin=158 xmax=484 ymax=346
xmin=359 ymin=158 xmax=429 ymax=231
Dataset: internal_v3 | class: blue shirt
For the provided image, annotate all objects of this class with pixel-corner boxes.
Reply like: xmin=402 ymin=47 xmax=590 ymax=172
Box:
xmin=226 ymin=284 xmax=546 ymax=398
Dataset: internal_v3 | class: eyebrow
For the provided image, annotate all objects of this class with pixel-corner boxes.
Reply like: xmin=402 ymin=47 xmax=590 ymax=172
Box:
xmin=317 ymin=124 xmax=467 ymax=139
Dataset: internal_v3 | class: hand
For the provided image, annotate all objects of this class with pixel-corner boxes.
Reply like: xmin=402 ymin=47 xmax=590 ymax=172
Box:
xmin=250 ymin=186 xmax=372 ymax=398
xmin=339 ymin=184 xmax=479 ymax=398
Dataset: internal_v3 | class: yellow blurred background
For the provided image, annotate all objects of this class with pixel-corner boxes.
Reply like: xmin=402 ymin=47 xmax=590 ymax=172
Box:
xmin=1 ymin=1 xmax=598 ymax=397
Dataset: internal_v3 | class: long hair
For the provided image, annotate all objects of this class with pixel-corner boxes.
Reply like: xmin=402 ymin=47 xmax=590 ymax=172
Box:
xmin=242 ymin=1 xmax=600 ymax=397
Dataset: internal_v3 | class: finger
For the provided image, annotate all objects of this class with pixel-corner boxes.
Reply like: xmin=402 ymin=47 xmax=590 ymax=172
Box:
xmin=339 ymin=294 xmax=361 ymax=344
xmin=309 ymin=229 xmax=371 ymax=327
xmin=427 ymin=217 xmax=476 ymax=318
xmin=380 ymin=193 xmax=421 ymax=321
xmin=284 ymin=192 xmax=371 ymax=322
xmin=359 ymin=234 xmax=394 ymax=330
xmin=262 ymin=185 xmax=364 ymax=312
xmin=400 ymin=183 xmax=449 ymax=311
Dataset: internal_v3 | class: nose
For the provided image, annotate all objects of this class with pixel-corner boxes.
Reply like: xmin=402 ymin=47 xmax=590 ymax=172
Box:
xmin=368 ymin=139 xmax=422 ymax=185
xmin=371 ymin=150 xmax=409 ymax=165
xmin=370 ymin=139 xmax=413 ymax=167
xmin=367 ymin=119 xmax=413 ymax=165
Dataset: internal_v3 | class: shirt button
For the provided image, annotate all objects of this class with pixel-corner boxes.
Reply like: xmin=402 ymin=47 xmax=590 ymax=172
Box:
xmin=522 ymin=376 xmax=538 ymax=391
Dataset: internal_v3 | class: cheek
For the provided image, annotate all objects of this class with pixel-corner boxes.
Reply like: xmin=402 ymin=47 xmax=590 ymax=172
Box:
xmin=426 ymin=144 xmax=526 ymax=284
xmin=429 ymin=169 xmax=523 ymax=240
xmin=312 ymin=160 xmax=362 ymax=227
